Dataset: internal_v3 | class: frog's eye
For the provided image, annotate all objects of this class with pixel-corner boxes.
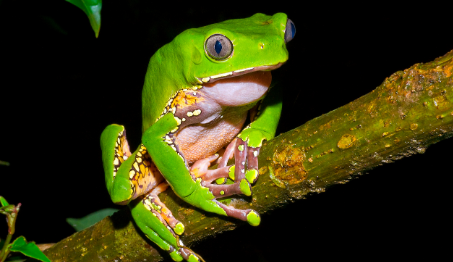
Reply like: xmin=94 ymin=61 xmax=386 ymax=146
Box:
xmin=284 ymin=19 xmax=296 ymax=43
xmin=205 ymin=34 xmax=233 ymax=60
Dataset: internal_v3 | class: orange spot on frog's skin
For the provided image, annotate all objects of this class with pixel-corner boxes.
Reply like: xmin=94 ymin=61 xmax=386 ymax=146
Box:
xmin=191 ymin=167 xmax=204 ymax=178
xmin=171 ymin=92 xmax=204 ymax=109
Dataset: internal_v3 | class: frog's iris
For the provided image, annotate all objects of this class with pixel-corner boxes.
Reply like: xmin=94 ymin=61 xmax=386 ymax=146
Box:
xmin=205 ymin=34 xmax=233 ymax=61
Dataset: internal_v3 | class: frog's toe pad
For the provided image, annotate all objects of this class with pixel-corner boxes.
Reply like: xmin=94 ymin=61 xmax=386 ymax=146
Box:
xmin=239 ymin=179 xmax=252 ymax=196
xmin=246 ymin=210 xmax=261 ymax=226
xmin=174 ymin=222 xmax=185 ymax=235
xmin=187 ymin=254 xmax=200 ymax=262
xmin=245 ymin=169 xmax=258 ymax=184
xmin=170 ymin=249 xmax=184 ymax=261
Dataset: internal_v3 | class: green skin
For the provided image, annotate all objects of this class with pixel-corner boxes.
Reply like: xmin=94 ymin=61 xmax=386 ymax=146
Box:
xmin=101 ymin=13 xmax=293 ymax=261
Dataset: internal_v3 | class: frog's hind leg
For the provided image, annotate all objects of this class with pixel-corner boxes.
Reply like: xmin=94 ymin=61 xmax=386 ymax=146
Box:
xmin=142 ymin=182 xmax=185 ymax=235
xmin=102 ymin=125 xmax=202 ymax=262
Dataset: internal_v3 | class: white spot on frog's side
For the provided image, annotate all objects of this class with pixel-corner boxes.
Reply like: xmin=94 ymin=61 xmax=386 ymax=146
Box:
xmin=171 ymin=127 xmax=179 ymax=133
xmin=193 ymin=109 xmax=202 ymax=116
xmin=171 ymin=145 xmax=177 ymax=151
xmin=253 ymin=151 xmax=258 ymax=157
xmin=174 ymin=116 xmax=182 ymax=125
xmin=241 ymin=169 xmax=245 ymax=173
xmin=193 ymin=92 xmax=197 ymax=96
xmin=179 ymin=239 xmax=184 ymax=246
xmin=241 ymin=161 xmax=245 ymax=165
xmin=123 ymin=155 xmax=128 ymax=160
xmin=187 ymin=111 xmax=194 ymax=117
xmin=182 ymin=118 xmax=186 ymax=121
xmin=202 ymin=77 xmax=210 ymax=83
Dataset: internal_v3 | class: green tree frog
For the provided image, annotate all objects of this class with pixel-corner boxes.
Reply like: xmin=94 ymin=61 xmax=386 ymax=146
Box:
xmin=101 ymin=13 xmax=295 ymax=261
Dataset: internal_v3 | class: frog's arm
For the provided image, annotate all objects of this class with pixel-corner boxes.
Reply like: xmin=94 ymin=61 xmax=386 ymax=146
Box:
xmin=101 ymin=125 xmax=200 ymax=262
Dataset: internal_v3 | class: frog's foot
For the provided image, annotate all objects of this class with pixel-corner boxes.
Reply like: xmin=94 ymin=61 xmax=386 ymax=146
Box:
xmin=191 ymin=154 xmax=249 ymax=197
xmin=133 ymin=202 xmax=202 ymax=262
xmin=144 ymin=182 xmax=185 ymax=235
xmin=190 ymin=154 xmax=232 ymax=184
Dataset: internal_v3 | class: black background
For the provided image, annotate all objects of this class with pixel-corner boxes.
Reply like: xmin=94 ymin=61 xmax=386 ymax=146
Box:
xmin=1 ymin=1 xmax=452 ymax=261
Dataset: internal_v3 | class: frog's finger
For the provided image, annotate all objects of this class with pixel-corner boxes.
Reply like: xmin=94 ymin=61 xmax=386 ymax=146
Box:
xmin=245 ymin=146 xmax=260 ymax=183
xmin=233 ymin=138 xmax=248 ymax=182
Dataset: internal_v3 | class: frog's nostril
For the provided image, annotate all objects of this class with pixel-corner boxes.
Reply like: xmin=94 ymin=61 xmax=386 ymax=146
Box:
xmin=259 ymin=43 xmax=265 ymax=49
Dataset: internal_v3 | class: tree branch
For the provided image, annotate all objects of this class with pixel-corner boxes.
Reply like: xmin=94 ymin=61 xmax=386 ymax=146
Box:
xmin=43 ymin=50 xmax=453 ymax=262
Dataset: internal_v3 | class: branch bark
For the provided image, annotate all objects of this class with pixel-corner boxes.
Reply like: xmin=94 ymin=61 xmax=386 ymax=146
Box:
xmin=43 ymin=50 xmax=453 ymax=262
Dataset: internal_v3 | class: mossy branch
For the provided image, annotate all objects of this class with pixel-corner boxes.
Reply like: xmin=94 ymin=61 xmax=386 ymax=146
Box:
xmin=43 ymin=50 xmax=453 ymax=261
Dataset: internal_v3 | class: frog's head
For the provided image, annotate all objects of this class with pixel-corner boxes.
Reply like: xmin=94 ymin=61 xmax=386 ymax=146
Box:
xmin=143 ymin=13 xmax=295 ymax=126
xmin=175 ymin=13 xmax=295 ymax=106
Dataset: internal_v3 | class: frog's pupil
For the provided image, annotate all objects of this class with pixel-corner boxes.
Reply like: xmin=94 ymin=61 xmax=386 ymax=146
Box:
xmin=290 ymin=22 xmax=296 ymax=38
xmin=215 ymin=40 xmax=222 ymax=54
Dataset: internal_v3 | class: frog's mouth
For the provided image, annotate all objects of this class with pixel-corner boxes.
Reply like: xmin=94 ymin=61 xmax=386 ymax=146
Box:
xmin=196 ymin=63 xmax=284 ymax=84
xmin=196 ymin=63 xmax=283 ymax=107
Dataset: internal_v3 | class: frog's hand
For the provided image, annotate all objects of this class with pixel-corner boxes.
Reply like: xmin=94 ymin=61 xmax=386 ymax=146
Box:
xmin=143 ymin=114 xmax=260 ymax=227
xmin=131 ymin=184 xmax=202 ymax=262
xmin=235 ymin=85 xmax=282 ymax=184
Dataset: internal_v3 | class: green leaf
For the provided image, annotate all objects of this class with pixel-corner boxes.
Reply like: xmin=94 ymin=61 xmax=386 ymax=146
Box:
xmin=9 ymin=236 xmax=50 ymax=262
xmin=65 ymin=0 xmax=102 ymax=38
xmin=0 ymin=196 xmax=9 ymax=207
xmin=66 ymin=208 xmax=119 ymax=232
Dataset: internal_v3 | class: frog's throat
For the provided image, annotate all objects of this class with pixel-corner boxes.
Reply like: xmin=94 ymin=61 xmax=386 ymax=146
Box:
xmin=197 ymin=63 xmax=284 ymax=84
